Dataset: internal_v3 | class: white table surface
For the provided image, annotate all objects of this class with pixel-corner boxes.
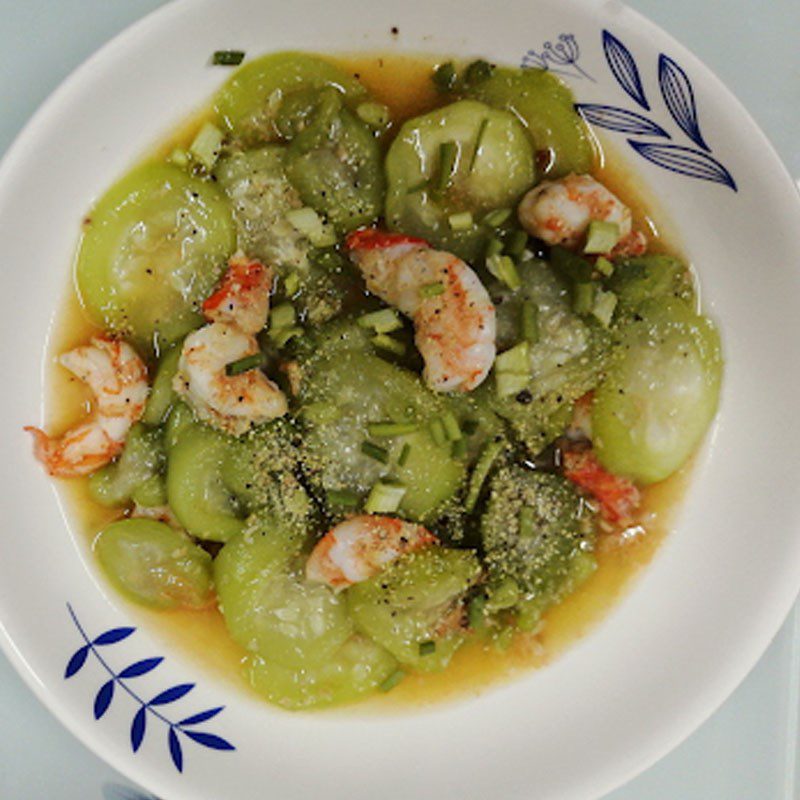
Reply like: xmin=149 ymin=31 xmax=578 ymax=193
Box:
xmin=1 ymin=1 xmax=798 ymax=798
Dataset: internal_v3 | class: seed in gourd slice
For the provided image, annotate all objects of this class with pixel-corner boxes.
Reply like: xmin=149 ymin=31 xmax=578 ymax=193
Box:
xmin=95 ymin=519 xmax=213 ymax=610
xmin=246 ymin=636 xmax=398 ymax=710
xmin=76 ymin=162 xmax=235 ymax=351
xmin=385 ymin=99 xmax=535 ymax=261
xmin=461 ymin=67 xmax=594 ymax=177
xmin=213 ymin=51 xmax=366 ymax=145
xmin=592 ymin=300 xmax=723 ymax=484
xmin=214 ymin=515 xmax=353 ymax=669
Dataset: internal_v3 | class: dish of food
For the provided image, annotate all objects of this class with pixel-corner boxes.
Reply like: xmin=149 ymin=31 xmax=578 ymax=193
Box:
xmin=24 ymin=49 xmax=722 ymax=711
xmin=3 ymin=0 xmax=800 ymax=797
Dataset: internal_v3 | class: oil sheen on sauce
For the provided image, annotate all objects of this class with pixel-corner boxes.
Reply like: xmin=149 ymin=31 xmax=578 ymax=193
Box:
xmin=45 ymin=52 xmax=694 ymax=711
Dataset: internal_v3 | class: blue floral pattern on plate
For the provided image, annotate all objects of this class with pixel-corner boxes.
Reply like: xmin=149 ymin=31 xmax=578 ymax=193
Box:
xmin=522 ymin=29 xmax=737 ymax=191
xmin=65 ymin=604 xmax=235 ymax=774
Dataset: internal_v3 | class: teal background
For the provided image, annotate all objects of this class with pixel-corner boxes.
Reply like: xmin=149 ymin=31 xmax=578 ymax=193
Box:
xmin=1 ymin=1 xmax=798 ymax=797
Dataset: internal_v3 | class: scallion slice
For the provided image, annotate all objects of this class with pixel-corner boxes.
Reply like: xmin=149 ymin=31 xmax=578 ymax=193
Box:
xmin=428 ymin=417 xmax=447 ymax=447
xmin=482 ymin=208 xmax=512 ymax=228
xmin=465 ymin=438 xmax=506 ymax=512
xmin=441 ymin=411 xmax=462 ymax=441
xmin=212 ymin=50 xmax=245 ymax=66
xmin=418 ymin=640 xmax=437 ymax=656
xmin=432 ymin=61 xmax=457 ymax=92
xmin=520 ymin=301 xmax=539 ymax=344
xmin=326 ymin=489 xmax=361 ymax=509
xmin=468 ymin=117 xmax=490 ymax=172
xmin=572 ymin=281 xmax=596 ymax=315
xmin=397 ymin=442 xmax=412 ymax=467
xmin=356 ymin=101 xmax=391 ymax=130
xmin=591 ymin=288 xmax=618 ymax=327
xmin=486 ymin=254 xmax=521 ymax=291
xmin=360 ymin=441 xmax=390 ymax=464
xmin=283 ymin=271 xmax=301 ymax=296
xmin=365 ymin=480 xmax=407 ymax=514
xmin=379 ymin=669 xmax=406 ymax=693
xmin=367 ymin=421 xmax=419 ymax=438
xmin=448 ymin=211 xmax=474 ymax=231
xmin=595 ymin=256 xmax=615 ymax=277
xmin=583 ymin=220 xmax=621 ymax=254
xmin=419 ymin=282 xmax=445 ymax=299
xmin=437 ymin=141 xmax=459 ymax=192
xmin=372 ymin=334 xmax=406 ymax=355
xmin=285 ymin=207 xmax=337 ymax=247
xmin=358 ymin=308 xmax=403 ymax=334
xmin=189 ymin=122 xmax=224 ymax=171
xmin=225 ymin=351 xmax=265 ymax=376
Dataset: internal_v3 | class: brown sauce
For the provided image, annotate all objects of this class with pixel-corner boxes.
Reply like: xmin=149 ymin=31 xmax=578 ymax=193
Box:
xmin=45 ymin=52 xmax=693 ymax=711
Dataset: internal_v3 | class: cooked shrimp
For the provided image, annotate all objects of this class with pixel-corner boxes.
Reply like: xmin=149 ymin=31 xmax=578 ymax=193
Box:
xmin=346 ymin=229 xmax=496 ymax=392
xmin=518 ymin=173 xmax=647 ymax=256
xmin=202 ymin=253 xmax=274 ymax=334
xmin=174 ymin=322 xmax=287 ymax=436
xmin=25 ymin=337 xmax=148 ymax=477
xmin=306 ymin=514 xmax=438 ymax=590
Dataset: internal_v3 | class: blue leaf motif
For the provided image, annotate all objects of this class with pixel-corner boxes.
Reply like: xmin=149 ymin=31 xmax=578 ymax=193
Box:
xmin=627 ymin=140 xmax=737 ymax=190
xmin=130 ymin=707 xmax=147 ymax=752
xmin=94 ymin=679 xmax=115 ymax=719
xmin=178 ymin=706 xmax=225 ymax=726
xmin=658 ymin=54 xmax=710 ymax=151
xmin=181 ymin=730 xmax=236 ymax=751
xmin=93 ymin=627 xmax=135 ymax=646
xmin=168 ymin=729 xmax=184 ymax=772
xmin=574 ymin=104 xmax=670 ymax=138
xmin=65 ymin=645 xmax=90 ymax=678
xmin=149 ymin=683 xmax=195 ymax=706
xmin=118 ymin=657 xmax=163 ymax=680
xmin=602 ymin=30 xmax=649 ymax=109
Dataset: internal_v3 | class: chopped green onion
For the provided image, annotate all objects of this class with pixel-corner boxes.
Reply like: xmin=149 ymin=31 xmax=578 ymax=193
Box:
xmin=285 ymin=207 xmax=337 ymax=247
xmin=432 ymin=61 xmax=457 ymax=92
xmin=465 ymin=438 xmax=506 ymax=512
xmin=326 ymin=489 xmax=361 ymax=509
xmin=518 ymin=506 xmax=536 ymax=539
xmin=283 ymin=271 xmax=301 ymax=296
xmin=272 ymin=326 xmax=303 ymax=348
xmin=486 ymin=254 xmax=521 ymax=291
xmin=437 ymin=141 xmax=459 ymax=192
xmin=468 ymin=594 xmax=488 ymax=631
xmin=212 ymin=50 xmax=245 ymax=66
xmin=485 ymin=236 xmax=504 ymax=259
xmin=419 ymin=281 xmax=445 ymax=299
xmin=495 ymin=341 xmax=530 ymax=373
xmin=441 ymin=411 xmax=462 ymax=441
xmin=591 ymin=288 xmax=618 ymax=327
xmin=189 ymin=122 xmax=224 ymax=171
xmin=397 ymin=442 xmax=411 ymax=467
xmin=520 ymin=301 xmax=539 ymax=344
xmin=448 ymin=211 xmax=474 ymax=231
xmin=463 ymin=59 xmax=494 ymax=85
xmin=270 ymin=302 xmax=296 ymax=331
xmin=225 ymin=351 xmax=265 ymax=376
xmin=358 ymin=308 xmax=403 ymax=334
xmin=360 ymin=441 xmax=390 ymax=464
xmin=595 ymin=256 xmax=615 ymax=277
xmin=428 ymin=417 xmax=447 ymax=447
xmin=583 ymin=220 xmax=621 ymax=254
xmin=169 ymin=147 xmax=189 ymax=167
xmin=372 ymin=334 xmax=406 ymax=355
xmin=504 ymin=229 xmax=528 ymax=258
xmin=451 ymin=438 xmax=468 ymax=459
xmin=462 ymin=419 xmax=480 ymax=436
xmin=368 ymin=421 xmax=419 ymax=438
xmin=356 ymin=101 xmax=390 ymax=129
xmin=482 ymin=208 xmax=512 ymax=228
xmin=496 ymin=371 xmax=530 ymax=398
xmin=572 ymin=281 xmax=596 ymax=315
xmin=379 ymin=669 xmax=406 ymax=693
xmin=365 ymin=479 xmax=407 ymax=514
xmin=418 ymin=640 xmax=437 ymax=656
xmin=468 ymin=117 xmax=489 ymax=173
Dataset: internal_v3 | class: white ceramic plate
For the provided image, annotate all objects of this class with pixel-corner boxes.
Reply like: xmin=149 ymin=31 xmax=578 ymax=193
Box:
xmin=2 ymin=0 xmax=799 ymax=798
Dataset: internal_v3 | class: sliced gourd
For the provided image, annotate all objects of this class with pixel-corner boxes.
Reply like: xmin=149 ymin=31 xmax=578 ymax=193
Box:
xmin=95 ymin=519 xmax=213 ymax=610
xmin=214 ymin=51 xmax=366 ymax=145
xmin=142 ymin=343 xmax=183 ymax=426
xmin=76 ymin=162 xmax=235 ymax=351
xmin=385 ymin=100 xmax=535 ymax=261
xmin=592 ymin=300 xmax=722 ymax=484
xmin=347 ymin=547 xmax=481 ymax=672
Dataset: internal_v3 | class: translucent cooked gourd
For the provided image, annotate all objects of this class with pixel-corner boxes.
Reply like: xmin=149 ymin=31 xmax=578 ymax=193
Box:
xmin=607 ymin=254 xmax=696 ymax=315
xmin=461 ymin=66 xmax=594 ymax=177
xmin=214 ymin=511 xmax=353 ymax=669
xmin=214 ymin=51 xmax=366 ymax=145
xmin=385 ymin=100 xmax=535 ymax=261
xmin=75 ymin=163 xmax=235 ymax=350
xmin=347 ymin=547 xmax=481 ymax=672
xmin=247 ymin=636 xmax=398 ymax=710
xmin=592 ymin=299 xmax=722 ymax=484
xmin=481 ymin=466 xmax=596 ymax=630
xmin=300 ymin=323 xmax=465 ymax=520
xmin=283 ymin=88 xmax=384 ymax=233
xmin=214 ymin=146 xmax=310 ymax=272
xmin=141 ymin=343 xmax=182 ymax=426
xmin=95 ymin=519 xmax=213 ymax=610
xmin=88 ymin=423 xmax=165 ymax=508
xmin=166 ymin=423 xmax=252 ymax=541
xmin=487 ymin=258 xmax=610 ymax=452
